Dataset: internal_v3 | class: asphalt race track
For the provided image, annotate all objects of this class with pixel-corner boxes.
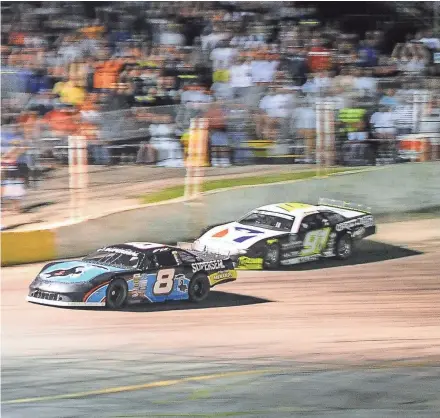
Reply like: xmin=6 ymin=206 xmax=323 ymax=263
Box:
xmin=2 ymin=219 xmax=440 ymax=418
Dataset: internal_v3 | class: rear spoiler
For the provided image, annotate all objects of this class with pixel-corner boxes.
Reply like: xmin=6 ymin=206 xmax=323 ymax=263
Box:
xmin=318 ymin=198 xmax=372 ymax=214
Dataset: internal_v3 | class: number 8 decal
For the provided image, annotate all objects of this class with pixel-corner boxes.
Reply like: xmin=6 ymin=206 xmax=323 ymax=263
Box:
xmin=153 ymin=269 xmax=175 ymax=295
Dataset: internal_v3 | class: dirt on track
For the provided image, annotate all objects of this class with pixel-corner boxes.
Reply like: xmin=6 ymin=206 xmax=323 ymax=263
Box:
xmin=2 ymin=218 xmax=440 ymax=418
xmin=2 ymin=218 xmax=440 ymax=365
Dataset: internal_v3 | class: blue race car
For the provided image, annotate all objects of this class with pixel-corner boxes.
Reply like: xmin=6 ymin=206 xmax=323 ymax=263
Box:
xmin=27 ymin=242 xmax=237 ymax=309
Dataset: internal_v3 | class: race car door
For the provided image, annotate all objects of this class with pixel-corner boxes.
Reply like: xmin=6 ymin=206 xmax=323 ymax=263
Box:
xmin=297 ymin=213 xmax=332 ymax=257
xmin=150 ymin=249 xmax=186 ymax=300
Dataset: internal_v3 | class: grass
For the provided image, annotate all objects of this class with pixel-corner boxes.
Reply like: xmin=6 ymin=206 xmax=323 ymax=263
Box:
xmin=139 ymin=167 xmax=363 ymax=205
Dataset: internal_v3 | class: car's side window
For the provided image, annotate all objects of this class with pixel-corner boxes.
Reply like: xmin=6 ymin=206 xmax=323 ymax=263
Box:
xmin=154 ymin=250 xmax=179 ymax=268
xmin=141 ymin=254 xmax=155 ymax=270
xmin=299 ymin=214 xmax=321 ymax=232
xmin=320 ymin=211 xmax=346 ymax=225
xmin=177 ymin=250 xmax=197 ymax=264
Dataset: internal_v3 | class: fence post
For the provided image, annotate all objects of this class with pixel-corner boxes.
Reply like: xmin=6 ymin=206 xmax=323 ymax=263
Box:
xmin=184 ymin=118 xmax=209 ymax=200
xmin=184 ymin=118 xmax=209 ymax=238
xmin=315 ymin=99 xmax=324 ymax=176
xmin=68 ymin=136 xmax=88 ymax=221
xmin=324 ymin=100 xmax=336 ymax=168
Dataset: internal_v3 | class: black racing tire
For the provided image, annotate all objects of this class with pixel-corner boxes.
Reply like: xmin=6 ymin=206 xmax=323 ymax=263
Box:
xmin=188 ymin=274 xmax=210 ymax=303
xmin=263 ymin=242 xmax=281 ymax=270
xmin=335 ymin=234 xmax=353 ymax=260
xmin=105 ymin=278 xmax=128 ymax=310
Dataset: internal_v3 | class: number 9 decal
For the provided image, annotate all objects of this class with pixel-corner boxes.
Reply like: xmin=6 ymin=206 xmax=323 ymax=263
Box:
xmin=300 ymin=228 xmax=331 ymax=256
xmin=153 ymin=269 xmax=175 ymax=295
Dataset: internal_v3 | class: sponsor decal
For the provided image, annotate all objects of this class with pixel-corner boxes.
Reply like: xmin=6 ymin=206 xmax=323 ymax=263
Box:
xmin=98 ymin=247 xmax=139 ymax=256
xmin=175 ymin=274 xmax=188 ymax=292
xmin=335 ymin=215 xmax=374 ymax=232
xmin=131 ymin=274 xmax=149 ymax=298
xmin=191 ymin=259 xmax=225 ymax=273
xmin=209 ymin=270 xmax=236 ymax=285
xmin=280 ymin=254 xmax=320 ymax=265
xmin=132 ymin=273 xmax=141 ymax=296
xmin=281 ymin=251 xmax=299 ymax=259
xmin=153 ymin=247 xmax=170 ymax=253
xmin=233 ymin=227 xmax=265 ymax=243
xmin=212 ymin=228 xmax=228 ymax=238
xmin=267 ymin=239 xmax=279 ymax=245
xmin=40 ymin=266 xmax=86 ymax=279
xmin=281 ymin=241 xmax=302 ymax=250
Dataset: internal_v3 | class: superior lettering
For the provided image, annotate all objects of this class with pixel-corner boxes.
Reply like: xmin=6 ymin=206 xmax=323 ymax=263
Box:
xmin=192 ymin=260 xmax=225 ymax=273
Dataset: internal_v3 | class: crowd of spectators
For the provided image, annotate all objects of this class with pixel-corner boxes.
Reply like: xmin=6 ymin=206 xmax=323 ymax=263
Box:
xmin=1 ymin=2 xmax=440 ymax=210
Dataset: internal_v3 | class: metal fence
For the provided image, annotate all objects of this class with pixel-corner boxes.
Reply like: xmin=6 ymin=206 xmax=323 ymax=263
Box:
xmin=2 ymin=89 xmax=439 ymax=171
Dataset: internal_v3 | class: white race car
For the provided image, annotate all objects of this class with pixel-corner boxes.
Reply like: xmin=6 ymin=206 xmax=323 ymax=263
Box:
xmin=192 ymin=198 xmax=376 ymax=269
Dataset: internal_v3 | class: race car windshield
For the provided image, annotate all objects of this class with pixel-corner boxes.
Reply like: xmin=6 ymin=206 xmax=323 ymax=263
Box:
xmin=238 ymin=211 xmax=294 ymax=232
xmin=83 ymin=250 xmax=142 ymax=269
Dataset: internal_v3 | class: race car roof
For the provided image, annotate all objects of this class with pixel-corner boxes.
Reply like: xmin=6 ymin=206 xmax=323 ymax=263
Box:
xmin=255 ymin=202 xmax=318 ymax=217
xmin=119 ymin=242 xmax=167 ymax=251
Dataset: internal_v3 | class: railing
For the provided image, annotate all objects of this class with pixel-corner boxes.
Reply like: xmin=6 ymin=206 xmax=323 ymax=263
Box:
xmin=2 ymin=82 xmax=439 ymax=173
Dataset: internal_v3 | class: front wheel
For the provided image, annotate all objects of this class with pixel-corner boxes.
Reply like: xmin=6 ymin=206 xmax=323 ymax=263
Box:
xmin=105 ymin=278 xmax=128 ymax=309
xmin=188 ymin=274 xmax=210 ymax=303
xmin=335 ymin=234 xmax=353 ymax=260
xmin=263 ymin=243 xmax=280 ymax=270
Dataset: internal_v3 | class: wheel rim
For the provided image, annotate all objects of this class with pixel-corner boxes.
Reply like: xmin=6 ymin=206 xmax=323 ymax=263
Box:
xmin=109 ymin=284 xmax=124 ymax=305
xmin=193 ymin=279 xmax=206 ymax=299
xmin=338 ymin=238 xmax=351 ymax=257
xmin=266 ymin=246 xmax=279 ymax=263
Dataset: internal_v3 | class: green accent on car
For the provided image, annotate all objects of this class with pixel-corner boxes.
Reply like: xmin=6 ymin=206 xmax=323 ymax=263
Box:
xmin=235 ymin=256 xmax=263 ymax=270
xmin=277 ymin=202 xmax=314 ymax=212
xmin=299 ymin=227 xmax=332 ymax=257
xmin=266 ymin=239 xmax=278 ymax=245
xmin=208 ymin=270 xmax=237 ymax=286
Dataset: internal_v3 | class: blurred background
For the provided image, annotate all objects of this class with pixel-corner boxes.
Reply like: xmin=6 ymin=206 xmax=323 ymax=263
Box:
xmin=1 ymin=1 xmax=439 ymax=228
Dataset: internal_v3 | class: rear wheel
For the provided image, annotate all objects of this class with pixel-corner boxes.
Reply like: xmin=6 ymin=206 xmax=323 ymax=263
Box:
xmin=105 ymin=278 xmax=128 ymax=310
xmin=188 ymin=274 xmax=210 ymax=303
xmin=263 ymin=243 xmax=280 ymax=270
xmin=335 ymin=234 xmax=353 ymax=260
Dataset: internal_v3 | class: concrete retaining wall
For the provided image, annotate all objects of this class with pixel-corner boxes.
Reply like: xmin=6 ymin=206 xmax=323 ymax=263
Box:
xmin=2 ymin=162 xmax=439 ymax=266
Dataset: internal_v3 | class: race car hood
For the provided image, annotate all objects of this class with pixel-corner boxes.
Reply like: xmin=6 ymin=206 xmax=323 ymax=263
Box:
xmin=37 ymin=261 xmax=128 ymax=284
xmin=195 ymin=222 xmax=287 ymax=255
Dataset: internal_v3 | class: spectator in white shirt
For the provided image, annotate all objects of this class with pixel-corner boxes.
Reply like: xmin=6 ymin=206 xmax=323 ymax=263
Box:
xmin=180 ymin=85 xmax=213 ymax=107
xmin=201 ymin=23 xmax=229 ymax=52
xmin=291 ymin=96 xmax=316 ymax=162
xmin=250 ymin=51 xmax=279 ymax=84
xmin=210 ymin=41 xmax=238 ymax=71
xmin=370 ymin=106 xmax=397 ymax=139
xmin=255 ymin=87 xmax=295 ymax=141
xmin=393 ymin=96 xmax=414 ymax=135
xmin=229 ymin=56 xmax=253 ymax=96
xmin=353 ymin=68 xmax=377 ymax=96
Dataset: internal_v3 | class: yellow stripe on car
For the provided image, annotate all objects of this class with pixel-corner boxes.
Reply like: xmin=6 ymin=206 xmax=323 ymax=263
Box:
xmin=277 ymin=202 xmax=314 ymax=212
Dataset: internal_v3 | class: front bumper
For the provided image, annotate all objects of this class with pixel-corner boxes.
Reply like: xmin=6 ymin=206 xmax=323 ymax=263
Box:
xmin=26 ymin=286 xmax=105 ymax=307
xmin=26 ymin=296 xmax=105 ymax=307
